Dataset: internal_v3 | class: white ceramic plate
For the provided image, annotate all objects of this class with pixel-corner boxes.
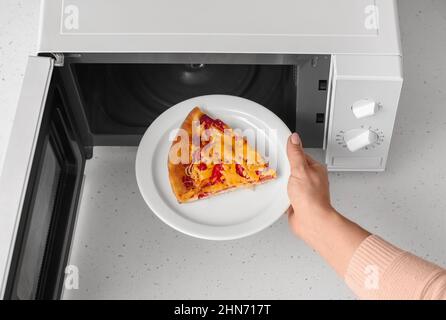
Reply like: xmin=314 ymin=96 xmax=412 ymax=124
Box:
xmin=135 ymin=95 xmax=291 ymax=240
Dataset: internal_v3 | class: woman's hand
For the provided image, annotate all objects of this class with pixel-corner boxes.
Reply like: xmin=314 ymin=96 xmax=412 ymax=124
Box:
xmin=286 ymin=133 xmax=370 ymax=276
xmin=286 ymin=133 xmax=446 ymax=299
xmin=286 ymin=133 xmax=336 ymax=239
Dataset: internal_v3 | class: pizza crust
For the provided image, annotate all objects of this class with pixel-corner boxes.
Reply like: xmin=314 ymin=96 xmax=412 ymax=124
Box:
xmin=168 ymin=107 xmax=204 ymax=203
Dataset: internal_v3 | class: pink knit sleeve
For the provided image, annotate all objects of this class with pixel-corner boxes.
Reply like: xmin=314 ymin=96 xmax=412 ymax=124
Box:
xmin=344 ymin=235 xmax=446 ymax=300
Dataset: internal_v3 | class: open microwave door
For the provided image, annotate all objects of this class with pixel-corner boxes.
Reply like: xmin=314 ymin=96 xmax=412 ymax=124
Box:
xmin=0 ymin=56 xmax=85 ymax=299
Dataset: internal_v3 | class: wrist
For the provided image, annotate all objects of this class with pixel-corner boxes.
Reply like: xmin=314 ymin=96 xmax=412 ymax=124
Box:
xmin=297 ymin=206 xmax=371 ymax=276
xmin=294 ymin=205 xmax=340 ymax=243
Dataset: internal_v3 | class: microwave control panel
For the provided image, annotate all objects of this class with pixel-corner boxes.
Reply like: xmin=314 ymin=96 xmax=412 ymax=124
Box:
xmin=326 ymin=55 xmax=403 ymax=171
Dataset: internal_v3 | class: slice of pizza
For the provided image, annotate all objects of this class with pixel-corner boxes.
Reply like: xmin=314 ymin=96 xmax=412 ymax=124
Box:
xmin=168 ymin=107 xmax=276 ymax=203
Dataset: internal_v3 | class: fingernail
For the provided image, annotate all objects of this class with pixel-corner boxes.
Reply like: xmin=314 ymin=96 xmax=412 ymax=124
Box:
xmin=290 ymin=133 xmax=300 ymax=145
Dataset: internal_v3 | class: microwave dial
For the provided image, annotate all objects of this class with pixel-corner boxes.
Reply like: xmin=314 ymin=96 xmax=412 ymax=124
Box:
xmin=351 ymin=99 xmax=381 ymax=119
xmin=336 ymin=127 xmax=385 ymax=152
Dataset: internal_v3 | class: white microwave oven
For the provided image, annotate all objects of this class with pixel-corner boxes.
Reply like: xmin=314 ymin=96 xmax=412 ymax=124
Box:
xmin=0 ymin=0 xmax=403 ymax=299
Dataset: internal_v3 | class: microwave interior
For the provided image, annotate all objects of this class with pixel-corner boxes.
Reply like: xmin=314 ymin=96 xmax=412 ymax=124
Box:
xmin=5 ymin=53 xmax=331 ymax=299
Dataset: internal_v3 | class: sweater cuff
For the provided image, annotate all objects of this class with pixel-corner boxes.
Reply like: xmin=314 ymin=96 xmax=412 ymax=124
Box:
xmin=344 ymin=235 xmax=404 ymax=299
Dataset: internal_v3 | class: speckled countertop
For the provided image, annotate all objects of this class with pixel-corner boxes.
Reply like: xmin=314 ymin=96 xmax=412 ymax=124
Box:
xmin=1 ymin=0 xmax=445 ymax=299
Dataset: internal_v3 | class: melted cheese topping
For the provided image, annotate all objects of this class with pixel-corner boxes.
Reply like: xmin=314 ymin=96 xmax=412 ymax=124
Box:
xmin=183 ymin=123 xmax=276 ymax=198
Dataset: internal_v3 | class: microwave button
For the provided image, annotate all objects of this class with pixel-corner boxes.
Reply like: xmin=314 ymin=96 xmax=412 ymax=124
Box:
xmin=351 ymin=99 xmax=381 ymax=119
xmin=343 ymin=129 xmax=379 ymax=152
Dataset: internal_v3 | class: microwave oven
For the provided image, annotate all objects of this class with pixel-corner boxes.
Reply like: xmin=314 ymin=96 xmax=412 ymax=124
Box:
xmin=0 ymin=0 xmax=403 ymax=299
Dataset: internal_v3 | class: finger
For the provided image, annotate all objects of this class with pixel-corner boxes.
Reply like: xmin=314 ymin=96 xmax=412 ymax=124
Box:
xmin=287 ymin=207 xmax=295 ymax=226
xmin=287 ymin=133 xmax=307 ymax=177
xmin=305 ymin=153 xmax=319 ymax=166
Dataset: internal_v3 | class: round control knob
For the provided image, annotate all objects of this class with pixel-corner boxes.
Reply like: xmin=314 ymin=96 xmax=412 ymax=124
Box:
xmin=352 ymin=99 xmax=380 ymax=119
xmin=344 ymin=129 xmax=379 ymax=152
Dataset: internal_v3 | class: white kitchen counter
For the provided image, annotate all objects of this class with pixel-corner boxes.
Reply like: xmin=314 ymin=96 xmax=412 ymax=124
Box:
xmin=1 ymin=0 xmax=445 ymax=299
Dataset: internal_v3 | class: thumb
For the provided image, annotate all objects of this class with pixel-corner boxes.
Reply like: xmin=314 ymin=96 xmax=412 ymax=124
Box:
xmin=287 ymin=133 xmax=307 ymax=177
